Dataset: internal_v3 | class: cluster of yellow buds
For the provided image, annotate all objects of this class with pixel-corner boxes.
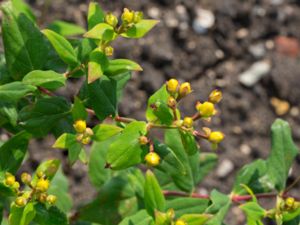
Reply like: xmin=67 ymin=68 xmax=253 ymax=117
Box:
xmin=166 ymin=79 xmax=192 ymax=100
xmin=121 ymin=8 xmax=143 ymax=24
xmin=284 ymin=197 xmax=300 ymax=211
xmin=195 ymin=90 xmax=222 ymax=119
xmin=74 ymin=120 xmax=94 ymax=145
xmin=3 ymin=172 xmax=57 ymax=207
xmin=105 ymin=12 xmax=118 ymax=27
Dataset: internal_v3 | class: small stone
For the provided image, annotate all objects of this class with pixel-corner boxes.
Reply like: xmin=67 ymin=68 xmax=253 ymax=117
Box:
xmin=216 ymin=159 xmax=234 ymax=178
xmin=290 ymin=107 xmax=299 ymax=117
xmin=239 ymin=60 xmax=271 ymax=87
xmin=240 ymin=144 xmax=251 ymax=155
xmin=270 ymin=97 xmax=290 ymax=116
xmin=193 ymin=8 xmax=215 ymax=34
xmin=236 ymin=28 xmax=249 ymax=39
xmin=249 ymin=43 xmax=266 ymax=59
xmin=147 ymin=7 xmax=160 ymax=19
xmin=265 ymin=40 xmax=275 ymax=50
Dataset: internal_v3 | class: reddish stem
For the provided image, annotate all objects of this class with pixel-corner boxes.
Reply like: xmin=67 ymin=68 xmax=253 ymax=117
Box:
xmin=193 ymin=130 xmax=208 ymax=139
xmin=38 ymin=87 xmax=55 ymax=96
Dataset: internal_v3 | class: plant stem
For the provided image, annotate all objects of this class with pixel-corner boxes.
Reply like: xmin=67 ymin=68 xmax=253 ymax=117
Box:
xmin=163 ymin=190 xmax=300 ymax=202
xmin=64 ymin=64 xmax=85 ymax=78
xmin=284 ymin=175 xmax=300 ymax=194
xmin=148 ymin=124 xmax=178 ymax=129
xmin=38 ymin=87 xmax=55 ymax=96
xmin=114 ymin=115 xmax=135 ymax=123
xmin=193 ymin=130 xmax=208 ymax=139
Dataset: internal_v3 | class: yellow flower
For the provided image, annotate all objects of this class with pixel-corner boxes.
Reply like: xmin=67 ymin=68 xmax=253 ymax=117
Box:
xmin=285 ymin=197 xmax=295 ymax=209
xmin=4 ymin=173 xmax=15 ymax=186
xmin=105 ymin=46 xmax=114 ymax=56
xmin=15 ymin=197 xmax=27 ymax=207
xmin=121 ymin=8 xmax=135 ymax=24
xmin=105 ymin=12 xmax=118 ymax=27
xmin=167 ymin=96 xmax=177 ymax=108
xmin=47 ymin=195 xmax=57 ymax=204
xmin=21 ymin=172 xmax=31 ymax=184
xmin=182 ymin=117 xmax=193 ymax=128
xmin=166 ymin=79 xmax=179 ymax=95
xmin=81 ymin=136 xmax=91 ymax=145
xmin=196 ymin=101 xmax=215 ymax=118
xmin=208 ymin=131 xmax=224 ymax=144
xmin=209 ymin=89 xmax=222 ymax=104
xmin=36 ymin=178 xmax=50 ymax=192
xmin=73 ymin=120 xmax=87 ymax=133
xmin=179 ymin=82 xmax=192 ymax=98
xmin=139 ymin=136 xmax=149 ymax=145
xmin=133 ymin=11 xmax=143 ymax=23
xmin=145 ymin=152 xmax=160 ymax=167
xmin=175 ymin=219 xmax=187 ymax=225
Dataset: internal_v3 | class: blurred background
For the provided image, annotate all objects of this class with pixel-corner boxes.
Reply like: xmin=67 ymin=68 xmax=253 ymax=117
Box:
xmin=3 ymin=0 xmax=300 ymax=224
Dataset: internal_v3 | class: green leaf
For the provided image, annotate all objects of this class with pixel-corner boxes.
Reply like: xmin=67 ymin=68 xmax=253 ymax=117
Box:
xmin=33 ymin=204 xmax=68 ymax=225
xmin=118 ymin=210 xmax=153 ymax=225
xmin=92 ymin=124 xmax=123 ymax=142
xmin=48 ymin=20 xmax=85 ymax=37
xmin=1 ymin=2 xmax=48 ymax=80
xmin=9 ymin=204 xmax=25 ymax=225
xmin=20 ymin=203 xmax=36 ymax=225
xmin=166 ymin=198 xmax=210 ymax=218
xmin=72 ymin=97 xmax=88 ymax=121
xmin=284 ymin=216 xmax=300 ymax=225
xmin=88 ymin=49 xmax=109 ymax=83
xmin=144 ymin=170 xmax=166 ymax=217
xmin=0 ymin=82 xmax=36 ymax=102
xmin=19 ymin=96 xmax=71 ymax=137
xmin=87 ymin=2 xmax=105 ymax=30
xmin=48 ymin=168 xmax=72 ymax=213
xmin=88 ymin=139 xmax=116 ymax=189
xmin=42 ymin=29 xmax=79 ymax=67
xmin=196 ymin=153 xmax=218 ymax=184
xmin=267 ymin=119 xmax=299 ymax=191
xmin=154 ymin=141 xmax=190 ymax=191
xmin=11 ymin=0 xmax=36 ymax=22
xmin=84 ymin=23 xmax=116 ymax=41
xmin=239 ymin=202 xmax=265 ymax=225
xmin=232 ymin=159 xmax=272 ymax=195
xmin=53 ymin=133 xmax=82 ymax=164
xmin=121 ymin=20 xmax=159 ymax=38
xmin=106 ymin=121 xmax=147 ymax=169
xmin=76 ymin=38 xmax=97 ymax=64
xmin=0 ymin=131 xmax=31 ymax=173
xmin=146 ymin=85 xmax=172 ymax=124
xmin=0 ymin=101 xmax=18 ymax=126
xmin=179 ymin=214 xmax=212 ymax=225
xmin=164 ymin=129 xmax=195 ymax=192
xmin=104 ymin=59 xmax=143 ymax=76
xmin=32 ymin=159 xmax=60 ymax=183
xmin=22 ymin=70 xmax=66 ymax=90
xmin=180 ymin=130 xmax=199 ymax=155
xmin=205 ymin=190 xmax=231 ymax=225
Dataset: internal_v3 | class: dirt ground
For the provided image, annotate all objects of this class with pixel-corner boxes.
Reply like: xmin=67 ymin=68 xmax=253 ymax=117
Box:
xmin=5 ymin=0 xmax=300 ymax=224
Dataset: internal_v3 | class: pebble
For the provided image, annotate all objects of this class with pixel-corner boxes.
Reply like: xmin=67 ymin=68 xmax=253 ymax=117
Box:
xmin=270 ymin=97 xmax=290 ymax=116
xmin=290 ymin=107 xmax=299 ymax=117
xmin=240 ymin=144 xmax=251 ymax=155
xmin=249 ymin=43 xmax=266 ymax=59
xmin=275 ymin=36 xmax=300 ymax=58
xmin=216 ymin=159 xmax=234 ymax=178
xmin=239 ymin=60 xmax=271 ymax=87
xmin=147 ymin=7 xmax=160 ymax=19
xmin=193 ymin=8 xmax=215 ymax=34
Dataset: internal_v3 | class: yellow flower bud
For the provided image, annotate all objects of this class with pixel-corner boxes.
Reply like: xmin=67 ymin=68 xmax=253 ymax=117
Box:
xmin=209 ymin=89 xmax=223 ymax=104
xmin=179 ymin=82 xmax=192 ymax=98
xmin=121 ymin=8 xmax=135 ymax=24
xmin=76 ymin=133 xmax=84 ymax=142
xmin=47 ymin=195 xmax=57 ymax=204
xmin=38 ymin=193 xmax=48 ymax=203
xmin=196 ymin=101 xmax=215 ymax=118
xmin=166 ymin=208 xmax=175 ymax=220
xmin=21 ymin=172 xmax=31 ymax=184
xmin=166 ymin=79 xmax=179 ymax=95
xmin=175 ymin=219 xmax=187 ymax=225
xmin=182 ymin=117 xmax=193 ymax=128
xmin=73 ymin=120 xmax=87 ymax=133
xmin=36 ymin=178 xmax=50 ymax=192
xmin=4 ymin=174 xmax=15 ymax=186
xmin=139 ymin=136 xmax=149 ymax=145
xmin=145 ymin=152 xmax=160 ymax=167
xmin=105 ymin=12 xmax=118 ymax=27
xmin=208 ymin=131 xmax=224 ymax=144
xmin=15 ymin=197 xmax=27 ymax=207
xmin=285 ymin=197 xmax=295 ymax=209
xmin=104 ymin=46 xmax=114 ymax=56
xmin=36 ymin=171 xmax=44 ymax=179
xmin=167 ymin=96 xmax=177 ymax=108
xmin=81 ymin=136 xmax=91 ymax=145
xmin=12 ymin=181 xmax=20 ymax=190
xmin=133 ymin=11 xmax=143 ymax=23
xmin=85 ymin=127 xmax=94 ymax=137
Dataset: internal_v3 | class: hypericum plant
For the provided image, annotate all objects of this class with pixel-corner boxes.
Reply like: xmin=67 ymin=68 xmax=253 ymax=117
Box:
xmin=0 ymin=1 xmax=299 ymax=225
